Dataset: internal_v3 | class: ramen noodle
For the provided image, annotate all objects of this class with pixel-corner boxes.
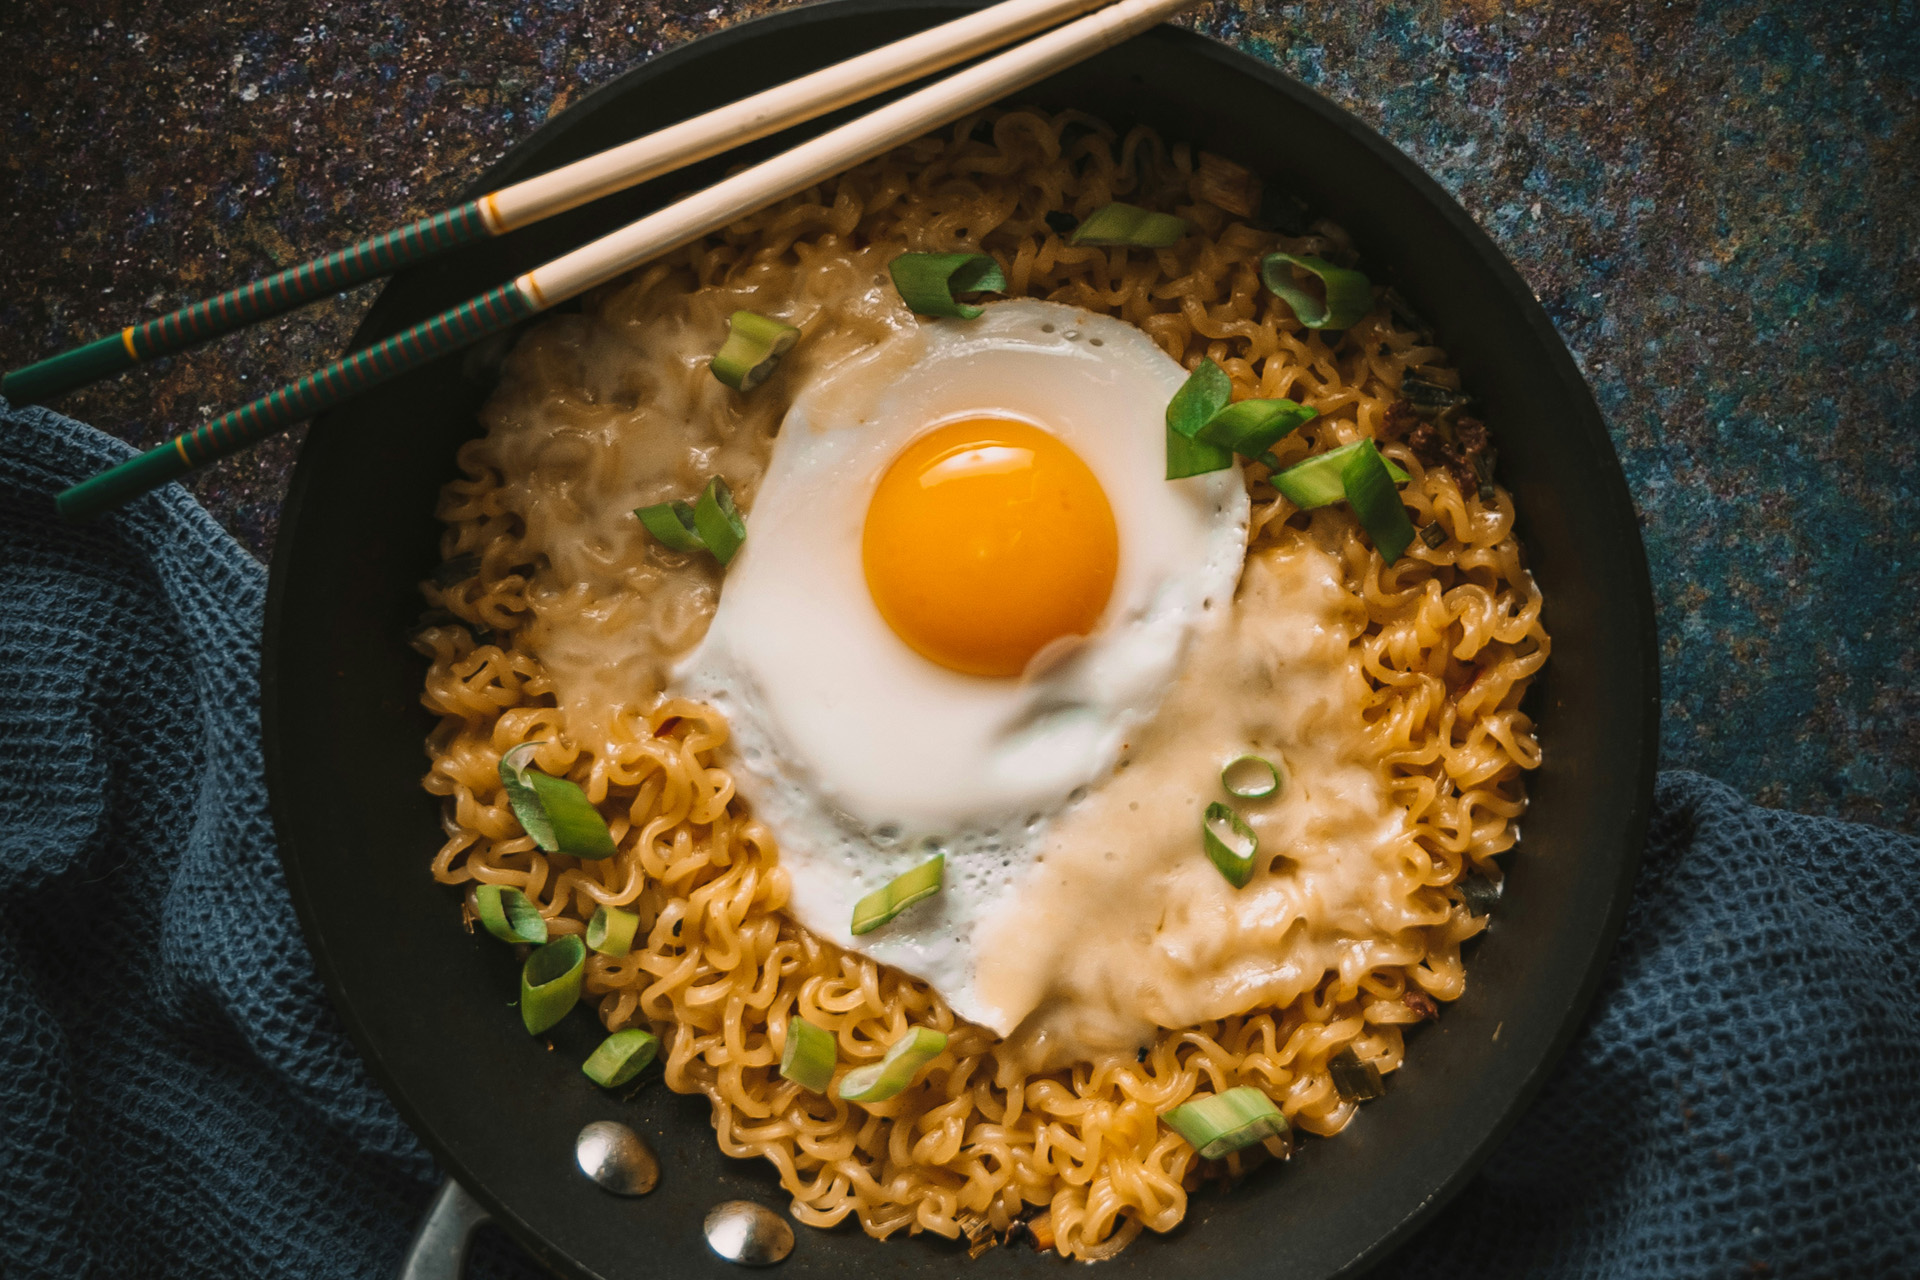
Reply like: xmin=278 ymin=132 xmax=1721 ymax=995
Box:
xmin=414 ymin=108 xmax=1547 ymax=1259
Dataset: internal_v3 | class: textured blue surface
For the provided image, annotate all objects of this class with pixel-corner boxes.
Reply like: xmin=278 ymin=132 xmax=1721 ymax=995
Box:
xmin=1180 ymin=0 xmax=1920 ymax=831
xmin=0 ymin=405 xmax=539 ymax=1280
xmin=2 ymin=0 xmax=1911 ymax=829
xmin=6 ymin=404 xmax=1918 ymax=1277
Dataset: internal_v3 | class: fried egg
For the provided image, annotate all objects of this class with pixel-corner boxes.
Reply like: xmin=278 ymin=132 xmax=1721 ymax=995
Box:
xmin=674 ymin=299 xmax=1248 ymax=1031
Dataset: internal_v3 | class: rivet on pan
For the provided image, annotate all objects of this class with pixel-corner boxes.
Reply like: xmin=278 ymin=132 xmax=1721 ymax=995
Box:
xmin=704 ymin=1200 xmax=795 ymax=1266
xmin=574 ymin=1120 xmax=659 ymax=1196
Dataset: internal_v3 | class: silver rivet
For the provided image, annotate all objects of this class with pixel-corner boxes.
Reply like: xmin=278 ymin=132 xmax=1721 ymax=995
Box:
xmin=574 ymin=1120 xmax=658 ymax=1196
xmin=704 ymin=1200 xmax=794 ymax=1266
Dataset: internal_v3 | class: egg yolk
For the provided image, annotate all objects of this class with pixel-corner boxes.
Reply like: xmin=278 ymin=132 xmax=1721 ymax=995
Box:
xmin=863 ymin=417 xmax=1119 ymax=677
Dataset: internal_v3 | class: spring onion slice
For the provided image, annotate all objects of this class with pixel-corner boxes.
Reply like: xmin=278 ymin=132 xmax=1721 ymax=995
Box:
xmin=1399 ymin=373 xmax=1471 ymax=414
xmin=583 ymin=1027 xmax=659 ymax=1087
xmin=780 ymin=1016 xmax=837 ymax=1093
xmin=1203 ymin=802 xmax=1259 ymax=888
xmin=1221 ymin=755 xmax=1283 ymax=800
xmin=1070 ymin=202 xmax=1188 ymax=248
xmin=1456 ymin=871 xmax=1501 ymax=917
xmin=1270 ymin=440 xmax=1412 ymax=510
xmin=1165 ymin=360 xmax=1318 ymax=478
xmin=1474 ymin=447 xmax=1499 ymax=502
xmin=837 ymin=1026 xmax=948 ymax=1102
xmin=888 ymin=252 xmax=1007 ymax=320
xmin=1164 ymin=359 xmax=1234 ymax=479
xmin=1166 ymin=426 xmax=1232 ymax=481
xmin=1195 ymin=399 xmax=1318 ymax=458
xmin=1328 ymin=1048 xmax=1386 ymax=1101
xmin=585 ymin=904 xmax=640 ymax=956
xmin=498 ymin=743 xmax=618 ymax=860
xmin=1161 ymin=1086 xmax=1289 ymax=1159
xmin=474 ymin=884 xmax=547 ymax=945
xmin=520 ymin=935 xmax=586 ymax=1034
xmin=692 ymin=476 xmax=746 ymax=566
xmin=710 ymin=310 xmax=799 ymax=392
xmin=850 ymin=854 xmax=944 ymax=936
xmin=1340 ymin=440 xmax=1416 ymax=564
xmin=1260 ymin=253 xmax=1373 ymax=330
xmin=634 ymin=500 xmax=704 ymax=553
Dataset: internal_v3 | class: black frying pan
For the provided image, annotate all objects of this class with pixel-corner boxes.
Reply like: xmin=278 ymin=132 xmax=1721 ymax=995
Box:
xmin=263 ymin=3 xmax=1659 ymax=1275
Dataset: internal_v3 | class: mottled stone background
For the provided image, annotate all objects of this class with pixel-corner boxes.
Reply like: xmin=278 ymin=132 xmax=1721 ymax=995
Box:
xmin=2 ymin=0 xmax=1915 ymax=832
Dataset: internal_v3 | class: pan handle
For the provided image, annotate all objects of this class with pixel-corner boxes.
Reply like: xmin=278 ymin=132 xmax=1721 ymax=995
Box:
xmin=395 ymin=1177 xmax=492 ymax=1280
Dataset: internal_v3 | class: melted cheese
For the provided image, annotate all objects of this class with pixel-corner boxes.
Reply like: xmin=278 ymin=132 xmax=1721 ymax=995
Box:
xmin=976 ymin=540 xmax=1428 ymax=1073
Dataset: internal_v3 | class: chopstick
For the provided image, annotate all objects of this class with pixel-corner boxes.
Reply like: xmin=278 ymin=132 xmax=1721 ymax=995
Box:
xmin=2 ymin=0 xmax=1115 ymax=407
xmin=57 ymin=0 xmax=1196 ymax=523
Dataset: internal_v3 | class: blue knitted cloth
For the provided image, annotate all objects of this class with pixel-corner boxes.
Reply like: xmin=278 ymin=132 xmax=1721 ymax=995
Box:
xmin=2 ymin=405 xmax=1915 ymax=1278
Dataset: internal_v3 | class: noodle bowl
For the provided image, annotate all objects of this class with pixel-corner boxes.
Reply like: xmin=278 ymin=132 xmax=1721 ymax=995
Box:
xmin=414 ymin=107 xmax=1547 ymax=1259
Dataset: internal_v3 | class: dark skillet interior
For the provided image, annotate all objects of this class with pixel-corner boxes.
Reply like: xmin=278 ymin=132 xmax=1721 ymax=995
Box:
xmin=263 ymin=2 xmax=1658 ymax=1276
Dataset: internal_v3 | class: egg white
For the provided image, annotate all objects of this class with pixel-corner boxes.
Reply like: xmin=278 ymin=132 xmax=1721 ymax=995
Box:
xmin=673 ymin=300 xmax=1248 ymax=1033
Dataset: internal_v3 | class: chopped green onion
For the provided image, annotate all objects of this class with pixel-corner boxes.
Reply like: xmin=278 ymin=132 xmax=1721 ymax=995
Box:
xmin=1203 ymin=802 xmax=1259 ymax=888
xmin=1221 ymin=755 xmax=1283 ymax=800
xmin=1419 ymin=521 xmax=1450 ymax=549
xmin=1166 ymin=426 xmax=1232 ymax=481
xmin=1340 ymin=440 xmax=1416 ymax=564
xmin=499 ymin=742 xmax=618 ymax=860
xmin=1164 ymin=358 xmax=1234 ymax=479
xmin=1473 ymin=447 xmax=1499 ymax=502
xmin=585 ymin=904 xmax=640 ymax=956
xmin=1164 ymin=359 xmax=1317 ymax=479
xmin=1167 ymin=360 xmax=1233 ymax=431
xmin=1160 ymin=1086 xmax=1289 ymax=1159
xmin=780 ymin=1016 xmax=837 ymax=1093
xmin=1196 ymin=398 xmax=1318 ymax=458
xmin=520 ymin=935 xmax=586 ymax=1034
xmin=634 ymin=500 xmax=704 ymax=553
xmin=692 ymin=476 xmax=746 ymax=566
xmin=710 ymin=310 xmax=799 ymax=392
xmin=837 ymin=1026 xmax=948 ymax=1102
xmin=1328 ymin=1048 xmax=1386 ymax=1101
xmin=850 ymin=854 xmax=944 ymax=936
xmin=1456 ymin=871 xmax=1501 ymax=917
xmin=583 ymin=1027 xmax=659 ymax=1087
xmin=474 ymin=884 xmax=547 ymax=945
xmin=888 ymin=253 xmax=1007 ymax=320
xmin=1070 ymin=202 xmax=1188 ymax=248
xmin=1260 ymin=253 xmax=1373 ymax=330
xmin=1399 ymin=373 xmax=1470 ymax=414
xmin=1270 ymin=440 xmax=1411 ymax=510
xmin=634 ymin=476 xmax=747 ymax=567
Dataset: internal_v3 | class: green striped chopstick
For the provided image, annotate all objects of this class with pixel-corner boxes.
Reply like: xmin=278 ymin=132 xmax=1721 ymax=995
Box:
xmin=54 ymin=282 xmax=539 ymax=522
xmin=53 ymin=0 xmax=1197 ymax=522
xmin=2 ymin=0 xmax=1109 ymax=406
xmin=4 ymin=205 xmax=494 ymax=405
